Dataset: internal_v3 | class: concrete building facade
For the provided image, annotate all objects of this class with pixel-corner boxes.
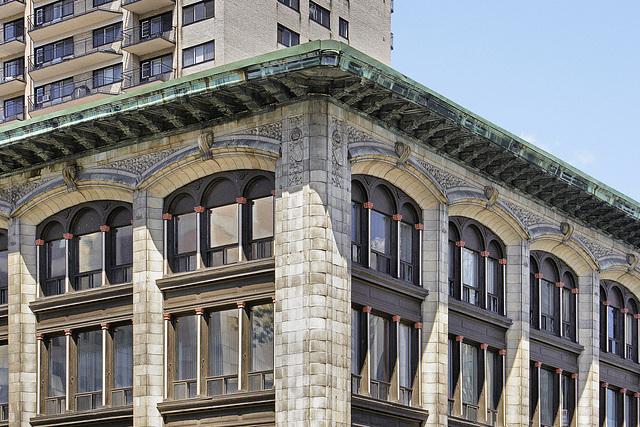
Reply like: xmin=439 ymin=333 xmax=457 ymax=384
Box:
xmin=0 ymin=4 xmax=636 ymax=427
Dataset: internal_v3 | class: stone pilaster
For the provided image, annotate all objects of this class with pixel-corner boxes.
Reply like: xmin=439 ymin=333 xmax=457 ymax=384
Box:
xmin=504 ymin=240 xmax=531 ymax=426
xmin=421 ymin=203 xmax=449 ymax=426
xmin=274 ymin=100 xmax=351 ymax=426
xmin=132 ymin=190 xmax=164 ymax=427
xmin=576 ymin=271 xmax=599 ymax=427
xmin=8 ymin=218 xmax=37 ymax=427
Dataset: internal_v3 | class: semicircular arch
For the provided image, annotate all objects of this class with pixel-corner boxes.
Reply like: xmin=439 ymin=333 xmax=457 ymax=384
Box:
xmin=448 ymin=200 xmax=528 ymax=246
xmin=530 ymin=235 xmax=598 ymax=276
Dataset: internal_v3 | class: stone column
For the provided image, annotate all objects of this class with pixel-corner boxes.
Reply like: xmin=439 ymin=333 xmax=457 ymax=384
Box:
xmin=504 ymin=240 xmax=531 ymax=426
xmin=8 ymin=218 xmax=37 ymax=427
xmin=274 ymin=100 xmax=351 ymax=426
xmin=576 ymin=271 xmax=599 ymax=427
xmin=132 ymin=190 xmax=164 ymax=427
xmin=421 ymin=203 xmax=449 ymax=426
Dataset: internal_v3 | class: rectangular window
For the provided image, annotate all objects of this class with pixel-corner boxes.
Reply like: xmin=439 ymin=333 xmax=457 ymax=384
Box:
xmin=75 ymin=231 xmax=102 ymax=290
xmin=607 ymin=388 xmax=618 ymax=427
xmin=76 ymin=330 xmax=102 ymax=411
xmin=625 ymin=313 xmax=634 ymax=359
xmin=369 ymin=314 xmax=389 ymax=400
xmin=278 ymin=0 xmax=299 ymax=11
xmin=487 ymin=258 xmax=500 ymax=312
xmin=339 ymin=17 xmax=349 ymax=39
xmin=250 ymin=196 xmax=274 ymax=259
xmin=141 ymin=54 xmax=172 ymax=80
xmin=309 ymin=1 xmax=330 ymax=28
xmin=174 ymin=315 xmax=197 ymax=399
xmin=462 ymin=248 xmax=479 ymax=305
xmin=351 ymin=201 xmax=362 ymax=263
xmin=461 ymin=343 xmax=478 ymax=420
xmin=0 ymin=344 xmax=7 ymax=420
xmin=111 ymin=225 xmax=132 ymax=284
xmin=93 ymin=0 xmax=113 ymax=5
xmin=249 ymin=303 xmax=274 ymax=391
xmin=174 ymin=212 xmax=197 ymax=272
xmin=398 ymin=323 xmax=412 ymax=405
xmin=4 ymin=57 xmax=23 ymax=81
xmin=93 ymin=23 xmax=122 ymax=47
xmin=351 ymin=309 xmax=360 ymax=393
xmin=112 ymin=324 xmax=133 ymax=406
xmin=608 ymin=306 xmax=619 ymax=354
xmin=34 ymin=38 xmax=74 ymax=68
xmin=46 ymin=336 xmax=66 ymax=415
xmin=277 ymin=24 xmax=299 ymax=47
xmin=4 ymin=96 xmax=23 ymax=120
xmin=626 ymin=392 xmax=637 ymax=427
xmin=540 ymin=368 xmax=555 ymax=426
xmin=0 ymin=249 xmax=6 ymax=304
xmin=448 ymin=240 xmax=456 ymax=297
xmin=3 ymin=18 xmax=23 ymax=42
xmin=140 ymin=12 xmax=172 ymax=39
xmin=208 ymin=203 xmax=238 ymax=267
xmin=562 ymin=287 xmax=571 ymax=338
xmin=45 ymin=239 xmax=65 ymax=296
xmin=541 ymin=280 xmax=555 ymax=333
xmin=399 ymin=222 xmax=413 ymax=282
xmin=183 ymin=0 xmax=214 ymax=26
xmin=370 ymin=211 xmax=391 ymax=274
xmin=182 ymin=41 xmax=214 ymax=68
xmin=207 ymin=309 xmax=239 ymax=395
xmin=93 ymin=64 xmax=122 ymax=88
xmin=34 ymin=0 xmax=74 ymax=27
xmin=487 ymin=350 xmax=501 ymax=425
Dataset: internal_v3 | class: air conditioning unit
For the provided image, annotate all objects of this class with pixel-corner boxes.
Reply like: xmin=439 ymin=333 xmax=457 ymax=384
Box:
xmin=36 ymin=93 xmax=49 ymax=104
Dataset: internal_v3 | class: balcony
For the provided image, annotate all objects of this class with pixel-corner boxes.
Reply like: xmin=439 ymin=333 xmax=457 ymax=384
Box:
xmin=29 ymin=76 xmax=120 ymax=116
xmin=0 ymin=28 xmax=24 ymax=57
xmin=0 ymin=0 xmax=25 ymax=19
xmin=0 ymin=104 xmax=24 ymax=125
xmin=122 ymin=0 xmax=174 ymax=15
xmin=28 ymin=0 xmax=121 ymax=43
xmin=0 ymin=66 xmax=25 ymax=97
xmin=29 ymin=36 xmax=121 ymax=81
xmin=122 ymin=65 xmax=174 ymax=91
xmin=122 ymin=25 xmax=175 ymax=57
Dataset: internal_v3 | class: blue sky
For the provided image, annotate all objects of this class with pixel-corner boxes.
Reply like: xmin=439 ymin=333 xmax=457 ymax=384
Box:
xmin=391 ymin=1 xmax=640 ymax=203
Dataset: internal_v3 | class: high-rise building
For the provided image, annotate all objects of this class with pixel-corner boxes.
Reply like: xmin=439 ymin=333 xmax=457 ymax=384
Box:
xmin=0 ymin=2 xmax=637 ymax=427
xmin=0 ymin=0 xmax=392 ymax=123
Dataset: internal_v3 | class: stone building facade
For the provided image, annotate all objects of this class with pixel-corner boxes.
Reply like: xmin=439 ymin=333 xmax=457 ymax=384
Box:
xmin=0 ymin=41 xmax=637 ymax=427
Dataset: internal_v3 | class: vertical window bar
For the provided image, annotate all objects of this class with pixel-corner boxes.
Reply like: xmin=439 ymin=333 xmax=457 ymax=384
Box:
xmin=482 ymin=251 xmax=489 ymax=311
xmin=636 ymin=314 xmax=640 ymax=363
xmin=393 ymin=315 xmax=401 ymax=400
xmin=415 ymin=322 xmax=422 ymax=406
xmin=194 ymin=207 xmax=204 ymax=269
xmin=363 ymin=306 xmax=372 ymax=396
xmin=63 ymin=233 xmax=72 ymax=293
xmin=64 ymin=329 xmax=71 ymax=412
xmin=163 ymin=313 xmax=170 ymax=398
xmin=162 ymin=214 xmax=171 ymax=275
xmin=500 ymin=259 xmax=507 ymax=316
xmin=236 ymin=198 xmax=245 ymax=262
xmin=100 ymin=226 xmax=108 ymax=287
xmin=456 ymin=335 xmax=464 ymax=416
xmin=417 ymin=224 xmax=423 ymax=286
xmin=558 ymin=282 xmax=564 ymax=337
xmin=537 ymin=275 xmax=542 ymax=329
xmin=36 ymin=239 xmax=43 ymax=294
xmin=457 ymin=242 xmax=465 ymax=299
xmin=195 ymin=308 xmax=203 ymax=395
xmin=500 ymin=349 xmax=506 ymax=424
xmin=534 ymin=362 xmax=542 ymax=427
xmin=237 ymin=301 xmax=245 ymax=391
xmin=36 ymin=333 xmax=43 ymax=414
xmin=557 ymin=368 xmax=564 ymax=427
xmin=101 ymin=323 xmax=108 ymax=407
xmin=481 ymin=343 xmax=488 ymax=424
xmin=364 ymin=203 xmax=372 ymax=269
xmin=394 ymin=215 xmax=401 ymax=278
xmin=622 ymin=309 xmax=629 ymax=358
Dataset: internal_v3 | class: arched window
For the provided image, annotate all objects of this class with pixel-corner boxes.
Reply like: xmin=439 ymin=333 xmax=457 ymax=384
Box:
xmin=600 ymin=281 xmax=640 ymax=361
xmin=351 ymin=176 xmax=422 ymax=286
xmin=36 ymin=202 xmax=133 ymax=297
xmin=529 ymin=251 xmax=577 ymax=341
xmin=448 ymin=217 xmax=506 ymax=314
xmin=164 ymin=170 xmax=274 ymax=274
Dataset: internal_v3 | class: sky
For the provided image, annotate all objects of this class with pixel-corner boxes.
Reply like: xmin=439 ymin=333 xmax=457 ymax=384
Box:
xmin=390 ymin=1 xmax=640 ymax=203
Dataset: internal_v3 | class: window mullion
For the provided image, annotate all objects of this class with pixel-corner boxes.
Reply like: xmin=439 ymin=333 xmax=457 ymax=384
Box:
xmin=364 ymin=306 xmax=371 ymax=396
xmin=64 ymin=329 xmax=71 ymax=412
xmin=558 ymin=282 xmax=564 ymax=337
xmin=101 ymin=323 xmax=108 ymax=407
xmin=237 ymin=301 xmax=245 ymax=391
xmin=36 ymin=333 xmax=43 ymax=414
xmin=162 ymin=213 xmax=171 ymax=275
xmin=36 ymin=239 xmax=43 ymax=294
xmin=482 ymin=253 xmax=488 ymax=311
xmin=417 ymin=225 xmax=423 ymax=286
xmin=557 ymin=369 xmax=563 ymax=427
xmin=64 ymin=233 xmax=72 ymax=293
xmin=481 ymin=343 xmax=488 ymax=424
xmin=415 ymin=322 xmax=422 ymax=406
xmin=393 ymin=315 xmax=400 ymax=402
xmin=236 ymin=198 xmax=244 ymax=262
xmin=365 ymin=203 xmax=372 ymax=269
xmin=500 ymin=349 xmax=506 ymax=426
xmin=455 ymin=336 xmax=463 ymax=416
xmin=100 ymin=226 xmax=108 ymax=287
xmin=395 ymin=217 xmax=400 ymax=278
xmin=535 ymin=362 xmax=541 ymax=427
xmin=195 ymin=308 xmax=203 ymax=395
xmin=537 ymin=276 xmax=542 ymax=330
xmin=194 ymin=207 xmax=203 ymax=269
xmin=163 ymin=313 xmax=170 ymax=398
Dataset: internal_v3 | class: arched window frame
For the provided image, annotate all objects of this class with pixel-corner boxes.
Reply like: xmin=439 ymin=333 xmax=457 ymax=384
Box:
xmin=351 ymin=176 xmax=423 ymax=286
xmin=529 ymin=251 xmax=578 ymax=342
xmin=163 ymin=170 xmax=275 ymax=275
xmin=600 ymin=280 xmax=640 ymax=362
xmin=35 ymin=201 xmax=133 ymax=297
xmin=448 ymin=217 xmax=506 ymax=315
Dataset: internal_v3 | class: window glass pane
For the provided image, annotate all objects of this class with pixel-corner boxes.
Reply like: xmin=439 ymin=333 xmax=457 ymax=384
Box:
xmin=487 ymin=259 xmax=498 ymax=295
xmin=175 ymin=315 xmax=197 ymax=381
xmin=351 ymin=309 xmax=359 ymax=375
xmin=369 ymin=314 xmax=388 ymax=381
xmin=77 ymin=231 xmax=101 ymax=273
xmin=0 ymin=345 xmax=7 ymax=404
xmin=351 ymin=202 xmax=361 ymax=244
xmin=562 ymin=375 xmax=571 ymax=427
xmin=461 ymin=343 xmax=477 ymax=405
xmin=540 ymin=369 xmax=554 ymax=425
xmin=607 ymin=388 xmax=617 ymax=427
xmin=49 ymin=336 xmax=66 ymax=397
xmin=251 ymin=303 xmax=274 ymax=372
xmin=77 ymin=330 xmax=102 ymax=393
xmin=462 ymin=248 xmax=478 ymax=288
xmin=487 ymin=350 xmax=496 ymax=410
xmin=0 ymin=250 xmax=7 ymax=290
xmin=399 ymin=222 xmax=412 ymax=263
xmin=370 ymin=211 xmax=390 ymax=254
xmin=114 ymin=225 xmax=132 ymax=266
xmin=448 ymin=338 xmax=455 ymax=399
xmin=252 ymin=196 xmax=273 ymax=240
xmin=47 ymin=239 xmax=65 ymax=278
xmin=562 ymin=288 xmax=571 ymax=320
xmin=114 ymin=324 xmax=133 ymax=389
xmin=398 ymin=323 xmax=410 ymax=388
xmin=175 ymin=212 xmax=197 ymax=254
xmin=209 ymin=309 xmax=239 ymax=376
xmin=210 ymin=204 xmax=237 ymax=247
xmin=608 ymin=306 xmax=617 ymax=341
xmin=541 ymin=280 xmax=555 ymax=319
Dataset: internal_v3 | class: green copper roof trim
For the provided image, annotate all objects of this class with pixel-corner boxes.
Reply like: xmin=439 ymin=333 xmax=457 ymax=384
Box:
xmin=0 ymin=40 xmax=638 ymax=220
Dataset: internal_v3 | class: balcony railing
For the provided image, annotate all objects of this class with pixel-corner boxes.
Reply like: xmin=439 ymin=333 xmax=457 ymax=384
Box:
xmin=29 ymin=76 xmax=121 ymax=113
xmin=0 ymin=66 xmax=25 ymax=83
xmin=0 ymin=105 xmax=24 ymax=124
xmin=0 ymin=30 xmax=24 ymax=46
xmin=29 ymin=36 xmax=120 ymax=74
xmin=0 ymin=0 xmax=25 ymax=18
xmin=122 ymin=66 xmax=174 ymax=90
xmin=122 ymin=0 xmax=174 ymax=15
xmin=28 ymin=0 xmax=117 ymax=32
xmin=122 ymin=25 xmax=175 ymax=56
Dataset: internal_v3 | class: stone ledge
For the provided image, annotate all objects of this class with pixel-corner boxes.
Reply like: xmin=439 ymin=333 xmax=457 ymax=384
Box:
xmin=157 ymin=389 xmax=275 ymax=415
xmin=448 ymin=298 xmax=513 ymax=330
xmin=351 ymin=393 xmax=429 ymax=425
xmin=530 ymin=329 xmax=584 ymax=355
xmin=29 ymin=283 xmax=133 ymax=315
xmin=352 ymin=263 xmax=429 ymax=301
xmin=30 ymin=405 xmax=132 ymax=426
